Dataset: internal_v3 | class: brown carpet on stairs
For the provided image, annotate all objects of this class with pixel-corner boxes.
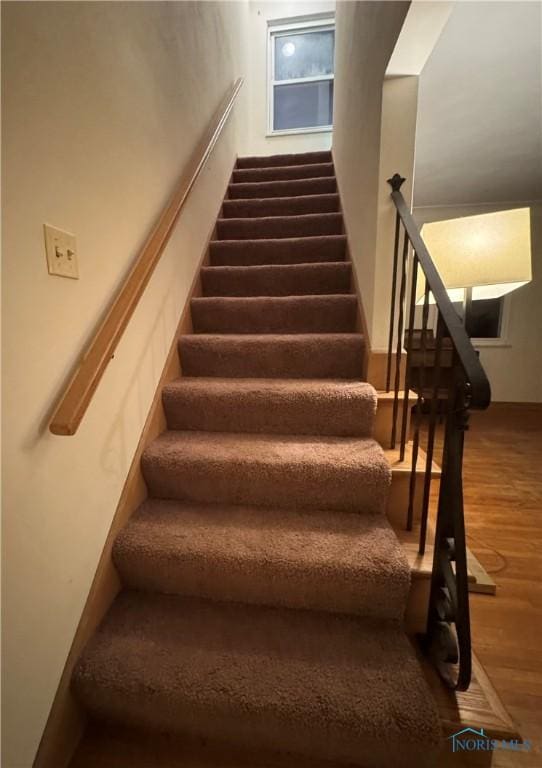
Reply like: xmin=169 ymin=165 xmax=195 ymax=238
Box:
xmin=70 ymin=721 xmax=365 ymax=768
xmin=179 ymin=333 xmax=365 ymax=378
xmin=71 ymin=150 xmax=441 ymax=768
xmin=113 ymin=501 xmax=410 ymax=619
xmin=161 ymin=378 xmax=377 ymax=436
xmin=209 ymin=234 xmax=347 ymax=266
xmin=141 ymin=430 xmax=390 ymax=513
xmin=74 ymin=593 xmax=439 ymax=768
xmin=201 ymin=261 xmax=352 ymax=296
xmin=190 ymin=295 xmax=358 ymax=334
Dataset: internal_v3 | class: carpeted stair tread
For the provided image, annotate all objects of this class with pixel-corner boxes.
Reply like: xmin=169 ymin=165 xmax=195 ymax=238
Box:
xmin=236 ymin=150 xmax=332 ymax=169
xmin=113 ymin=500 xmax=409 ymax=620
xmin=209 ymin=235 xmax=346 ymax=266
xmin=216 ymin=212 xmax=343 ymax=240
xmin=228 ymin=177 xmax=337 ymax=199
xmin=141 ymin=430 xmax=390 ymax=513
xmin=72 ymin=592 xmax=440 ymax=768
xmin=232 ymin=162 xmax=334 ymax=183
xmin=162 ymin=378 xmax=376 ymax=436
xmin=201 ymin=261 xmax=352 ymax=296
xmin=190 ymin=295 xmax=357 ymax=334
xmin=222 ymin=193 xmax=340 ymax=218
xmin=179 ymin=333 xmax=364 ymax=379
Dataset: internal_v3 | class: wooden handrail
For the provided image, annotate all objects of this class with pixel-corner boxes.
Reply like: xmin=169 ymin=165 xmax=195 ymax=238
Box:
xmin=50 ymin=77 xmax=244 ymax=436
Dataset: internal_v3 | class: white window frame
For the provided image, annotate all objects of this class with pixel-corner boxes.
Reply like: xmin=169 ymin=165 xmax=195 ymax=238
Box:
xmin=429 ymin=290 xmax=512 ymax=348
xmin=267 ymin=15 xmax=335 ymax=137
xmin=471 ymin=293 xmax=512 ymax=348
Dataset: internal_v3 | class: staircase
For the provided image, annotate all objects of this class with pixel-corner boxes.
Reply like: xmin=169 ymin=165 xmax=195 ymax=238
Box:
xmin=71 ymin=151 xmax=441 ymax=767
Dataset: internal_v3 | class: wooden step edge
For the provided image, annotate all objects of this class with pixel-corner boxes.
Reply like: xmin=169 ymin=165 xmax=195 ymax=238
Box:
xmin=376 ymin=388 xmax=450 ymax=401
xmin=402 ymin=540 xmax=476 ymax=585
xmin=387 ymin=442 xmax=441 ymax=478
xmin=397 ymin=516 xmax=496 ymax=595
xmin=377 ymin=389 xmax=417 ymax=402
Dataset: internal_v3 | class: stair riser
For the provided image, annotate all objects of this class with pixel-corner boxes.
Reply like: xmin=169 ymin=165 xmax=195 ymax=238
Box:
xmin=141 ymin=453 xmax=389 ymax=514
xmin=387 ymin=474 xmax=441 ymax=530
xmin=222 ymin=194 xmax=340 ymax=218
xmin=236 ymin=151 xmax=331 ymax=169
xmin=179 ymin=336 xmax=365 ymax=379
xmin=162 ymin=383 xmax=375 ymax=437
xmin=209 ymin=236 xmax=347 ymax=266
xmin=406 ymin=580 xmax=430 ymax=634
xmin=113 ymin=541 xmax=407 ymax=622
xmin=216 ymin=213 xmax=342 ymax=240
xmin=228 ymin=177 xmax=337 ymax=199
xmin=232 ymin=163 xmax=334 ymax=183
xmin=201 ymin=262 xmax=352 ymax=296
xmin=190 ymin=296 xmax=357 ymax=334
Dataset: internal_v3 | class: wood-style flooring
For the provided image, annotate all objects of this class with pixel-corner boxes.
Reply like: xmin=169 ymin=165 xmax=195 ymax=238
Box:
xmin=436 ymin=403 xmax=542 ymax=767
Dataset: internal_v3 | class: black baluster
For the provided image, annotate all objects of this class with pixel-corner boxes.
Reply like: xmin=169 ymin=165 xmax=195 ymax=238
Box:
xmin=399 ymin=255 xmax=418 ymax=464
xmin=408 ymin=278 xmax=430 ymax=534
xmin=386 ymin=211 xmax=400 ymax=393
xmin=419 ymin=313 xmax=444 ymax=554
xmin=390 ymin=229 xmax=409 ymax=449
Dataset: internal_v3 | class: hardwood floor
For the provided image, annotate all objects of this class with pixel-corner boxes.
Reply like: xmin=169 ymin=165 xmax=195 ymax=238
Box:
xmin=435 ymin=404 xmax=542 ymax=767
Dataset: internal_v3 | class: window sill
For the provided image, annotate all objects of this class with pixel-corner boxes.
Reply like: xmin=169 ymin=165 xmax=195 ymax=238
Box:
xmin=266 ymin=126 xmax=333 ymax=137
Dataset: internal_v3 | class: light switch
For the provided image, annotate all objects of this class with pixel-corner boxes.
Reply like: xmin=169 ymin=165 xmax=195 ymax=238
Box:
xmin=44 ymin=224 xmax=79 ymax=279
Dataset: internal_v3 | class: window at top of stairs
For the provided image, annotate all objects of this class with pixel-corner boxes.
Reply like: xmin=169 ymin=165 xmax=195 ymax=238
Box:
xmin=268 ymin=16 xmax=334 ymax=136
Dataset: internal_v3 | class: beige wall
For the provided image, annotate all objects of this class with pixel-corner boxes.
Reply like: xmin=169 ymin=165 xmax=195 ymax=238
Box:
xmin=414 ymin=203 xmax=542 ymax=403
xmin=372 ymin=75 xmax=419 ymax=351
xmin=332 ymin=1 xmax=410 ymax=342
xmin=245 ymin=0 xmax=334 ymax=156
xmin=1 ymin=3 xmax=248 ymax=766
xmin=414 ymin=2 xmax=541 ymax=207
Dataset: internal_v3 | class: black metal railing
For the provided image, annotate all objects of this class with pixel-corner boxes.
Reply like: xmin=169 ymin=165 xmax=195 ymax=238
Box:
xmin=386 ymin=174 xmax=491 ymax=691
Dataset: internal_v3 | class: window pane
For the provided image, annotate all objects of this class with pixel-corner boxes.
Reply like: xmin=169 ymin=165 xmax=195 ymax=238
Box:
xmin=274 ymin=80 xmax=333 ymax=130
xmin=466 ymin=297 xmax=503 ymax=338
xmin=274 ymin=30 xmax=334 ymax=81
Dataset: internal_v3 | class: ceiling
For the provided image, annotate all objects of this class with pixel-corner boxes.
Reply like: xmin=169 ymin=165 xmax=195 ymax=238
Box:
xmin=414 ymin=1 xmax=542 ymax=207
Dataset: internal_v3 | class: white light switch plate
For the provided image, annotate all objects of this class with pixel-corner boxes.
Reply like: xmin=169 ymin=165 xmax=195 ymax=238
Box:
xmin=44 ymin=224 xmax=79 ymax=279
